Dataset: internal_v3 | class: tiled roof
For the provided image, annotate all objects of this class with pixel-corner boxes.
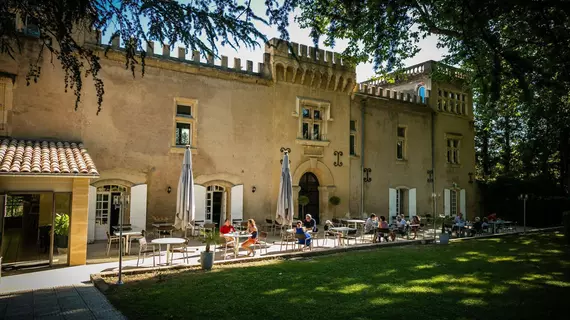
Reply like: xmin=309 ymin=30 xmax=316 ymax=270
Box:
xmin=0 ymin=138 xmax=99 ymax=176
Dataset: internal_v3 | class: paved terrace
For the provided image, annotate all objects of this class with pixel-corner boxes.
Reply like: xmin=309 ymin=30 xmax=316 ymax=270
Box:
xmin=0 ymin=224 xmax=529 ymax=294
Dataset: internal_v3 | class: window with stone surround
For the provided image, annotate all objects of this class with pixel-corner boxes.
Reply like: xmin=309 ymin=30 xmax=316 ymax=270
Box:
xmin=171 ymin=97 xmax=198 ymax=152
xmin=0 ymin=77 xmax=14 ymax=136
xmin=350 ymin=120 xmax=357 ymax=156
xmin=294 ymin=97 xmax=332 ymax=147
xmin=446 ymin=134 xmax=462 ymax=165
xmin=397 ymin=126 xmax=407 ymax=160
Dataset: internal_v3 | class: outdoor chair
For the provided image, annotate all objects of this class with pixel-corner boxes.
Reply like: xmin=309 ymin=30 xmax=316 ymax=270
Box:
xmin=374 ymin=228 xmax=391 ymax=243
xmin=216 ymin=237 xmax=233 ymax=260
xmin=253 ymin=231 xmax=270 ymax=255
xmin=280 ymin=231 xmax=296 ymax=252
xmin=232 ymin=219 xmax=243 ymax=230
xmin=157 ymin=226 xmax=174 ymax=238
xmin=169 ymin=238 xmax=191 ymax=264
xmin=203 ymin=223 xmax=216 ymax=237
xmin=127 ymin=229 xmax=146 ymax=254
xmin=106 ymin=231 xmax=124 ymax=256
xmin=323 ymin=224 xmax=339 ymax=247
xmin=136 ymin=237 xmax=159 ymax=267
xmin=272 ymin=220 xmax=286 ymax=236
xmin=295 ymin=233 xmax=312 ymax=251
xmin=263 ymin=219 xmax=275 ymax=234
xmin=192 ymin=220 xmax=205 ymax=237
xmin=340 ymin=229 xmax=359 ymax=246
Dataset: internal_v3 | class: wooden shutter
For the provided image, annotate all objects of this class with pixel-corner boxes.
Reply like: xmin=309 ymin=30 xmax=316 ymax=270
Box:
xmin=389 ymin=188 xmax=397 ymax=223
xmin=460 ymin=189 xmax=467 ymax=218
xmin=129 ymin=184 xmax=148 ymax=230
xmin=444 ymin=189 xmax=451 ymax=216
xmin=194 ymin=185 xmax=206 ymax=222
xmin=88 ymin=186 xmax=97 ymax=243
xmin=408 ymin=188 xmax=417 ymax=218
xmin=231 ymin=185 xmax=244 ymax=221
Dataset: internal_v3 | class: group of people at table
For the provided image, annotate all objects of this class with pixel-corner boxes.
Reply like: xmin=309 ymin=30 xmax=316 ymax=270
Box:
xmin=218 ymin=214 xmax=318 ymax=256
xmin=213 ymin=211 xmax=504 ymax=257
xmin=359 ymin=213 xmax=422 ymax=241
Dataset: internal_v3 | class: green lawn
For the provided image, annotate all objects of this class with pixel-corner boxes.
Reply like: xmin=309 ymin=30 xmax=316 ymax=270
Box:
xmin=106 ymin=232 xmax=570 ymax=320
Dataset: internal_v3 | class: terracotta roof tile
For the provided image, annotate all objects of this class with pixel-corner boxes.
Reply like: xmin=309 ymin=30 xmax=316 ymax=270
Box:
xmin=0 ymin=138 xmax=99 ymax=176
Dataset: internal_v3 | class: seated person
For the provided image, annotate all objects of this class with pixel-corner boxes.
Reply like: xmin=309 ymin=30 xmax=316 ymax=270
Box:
xmin=303 ymin=214 xmax=318 ymax=232
xmin=220 ymin=219 xmax=236 ymax=246
xmin=240 ymin=219 xmax=258 ymax=257
xmin=453 ymin=213 xmax=466 ymax=236
xmin=482 ymin=217 xmax=489 ymax=231
xmin=391 ymin=216 xmax=407 ymax=240
xmin=377 ymin=216 xmax=390 ymax=242
xmin=410 ymin=216 xmax=421 ymax=239
xmin=364 ymin=214 xmax=378 ymax=234
xmin=295 ymin=220 xmax=312 ymax=249
xmin=471 ymin=217 xmax=483 ymax=236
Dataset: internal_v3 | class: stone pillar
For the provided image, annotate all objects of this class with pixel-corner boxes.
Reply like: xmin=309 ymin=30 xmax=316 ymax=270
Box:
xmin=68 ymin=178 xmax=89 ymax=266
xmin=318 ymin=186 xmax=330 ymax=222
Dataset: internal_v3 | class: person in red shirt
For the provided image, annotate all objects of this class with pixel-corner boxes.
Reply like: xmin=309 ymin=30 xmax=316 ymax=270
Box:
xmin=220 ymin=219 xmax=236 ymax=246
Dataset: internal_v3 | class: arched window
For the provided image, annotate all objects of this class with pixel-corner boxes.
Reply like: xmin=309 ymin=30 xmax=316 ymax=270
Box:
xmin=418 ymin=85 xmax=426 ymax=102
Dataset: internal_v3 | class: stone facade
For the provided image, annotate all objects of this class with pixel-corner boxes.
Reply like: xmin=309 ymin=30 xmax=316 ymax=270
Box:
xmin=0 ymin=29 xmax=476 ymax=246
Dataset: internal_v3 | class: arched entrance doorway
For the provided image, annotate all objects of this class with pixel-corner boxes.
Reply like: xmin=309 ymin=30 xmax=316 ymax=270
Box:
xmin=94 ymin=184 xmax=129 ymax=240
xmin=206 ymin=185 xmax=226 ymax=226
xmin=299 ymin=172 xmax=320 ymax=223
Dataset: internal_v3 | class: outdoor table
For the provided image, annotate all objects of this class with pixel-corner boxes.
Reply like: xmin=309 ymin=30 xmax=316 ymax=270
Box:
xmin=223 ymin=232 xmax=253 ymax=258
xmin=152 ymin=222 xmax=174 ymax=228
xmin=330 ymin=227 xmax=357 ymax=246
xmin=113 ymin=229 xmax=143 ymax=254
xmin=346 ymin=219 xmax=366 ymax=230
xmin=151 ymin=238 xmax=186 ymax=265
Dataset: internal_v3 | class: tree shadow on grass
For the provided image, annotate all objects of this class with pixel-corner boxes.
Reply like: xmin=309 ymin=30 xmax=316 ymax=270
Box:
xmin=106 ymin=232 xmax=570 ymax=320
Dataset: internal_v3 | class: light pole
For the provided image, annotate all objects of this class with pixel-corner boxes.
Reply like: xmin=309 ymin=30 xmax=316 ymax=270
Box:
xmin=431 ymin=192 xmax=441 ymax=240
xmin=519 ymin=194 xmax=528 ymax=234
xmin=114 ymin=193 xmax=129 ymax=285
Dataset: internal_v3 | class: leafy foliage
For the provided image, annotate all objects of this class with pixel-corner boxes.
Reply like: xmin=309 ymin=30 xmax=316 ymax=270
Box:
xmin=0 ymin=0 xmax=293 ymax=114
xmin=54 ymin=213 xmax=70 ymax=236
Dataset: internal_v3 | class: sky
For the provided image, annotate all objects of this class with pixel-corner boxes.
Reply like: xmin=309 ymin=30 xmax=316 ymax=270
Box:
xmin=103 ymin=3 xmax=445 ymax=83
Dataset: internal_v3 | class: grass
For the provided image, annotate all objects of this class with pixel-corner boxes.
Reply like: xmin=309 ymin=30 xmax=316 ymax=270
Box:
xmin=106 ymin=232 xmax=570 ymax=320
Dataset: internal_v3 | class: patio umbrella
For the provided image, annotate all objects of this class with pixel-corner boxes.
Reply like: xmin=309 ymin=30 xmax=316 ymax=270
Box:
xmin=276 ymin=152 xmax=294 ymax=226
xmin=174 ymin=145 xmax=195 ymax=237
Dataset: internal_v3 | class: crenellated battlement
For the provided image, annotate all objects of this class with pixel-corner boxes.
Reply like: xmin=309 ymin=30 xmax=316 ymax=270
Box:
xmin=86 ymin=31 xmax=270 ymax=77
xmin=264 ymin=38 xmax=356 ymax=94
xmin=265 ymin=38 xmax=352 ymax=69
xmin=356 ymin=83 xmax=429 ymax=105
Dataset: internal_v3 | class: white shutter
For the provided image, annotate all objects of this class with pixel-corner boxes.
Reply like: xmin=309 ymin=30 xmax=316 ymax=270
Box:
xmin=194 ymin=185 xmax=206 ymax=222
xmin=389 ymin=188 xmax=397 ymax=223
xmin=444 ymin=189 xmax=451 ymax=216
xmin=231 ymin=185 xmax=244 ymax=221
xmin=460 ymin=189 xmax=466 ymax=218
xmin=408 ymin=188 xmax=417 ymax=218
xmin=88 ymin=186 xmax=97 ymax=243
xmin=130 ymin=184 xmax=148 ymax=231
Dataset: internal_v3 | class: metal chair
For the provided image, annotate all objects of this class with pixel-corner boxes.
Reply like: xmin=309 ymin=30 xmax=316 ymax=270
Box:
xmin=340 ymin=229 xmax=359 ymax=246
xmin=136 ymin=237 xmax=158 ymax=267
xmin=280 ymin=230 xmax=296 ymax=251
xmin=169 ymin=238 xmax=191 ymax=264
xmin=253 ymin=231 xmax=270 ymax=255
xmin=216 ymin=237 xmax=233 ymax=260
xmin=295 ymin=233 xmax=313 ymax=251
xmin=106 ymin=231 xmax=124 ymax=256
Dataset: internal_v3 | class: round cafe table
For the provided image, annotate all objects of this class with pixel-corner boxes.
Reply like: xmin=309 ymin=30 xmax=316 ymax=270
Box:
xmin=223 ymin=232 xmax=253 ymax=258
xmin=151 ymin=238 xmax=186 ymax=265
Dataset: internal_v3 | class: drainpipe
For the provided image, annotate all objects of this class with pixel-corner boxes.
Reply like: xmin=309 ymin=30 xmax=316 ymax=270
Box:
xmin=360 ymin=98 xmax=366 ymax=216
xmin=431 ymin=111 xmax=436 ymax=197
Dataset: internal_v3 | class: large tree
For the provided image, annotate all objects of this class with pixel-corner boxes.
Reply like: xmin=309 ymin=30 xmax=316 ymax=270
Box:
xmin=0 ymin=0 xmax=293 ymax=114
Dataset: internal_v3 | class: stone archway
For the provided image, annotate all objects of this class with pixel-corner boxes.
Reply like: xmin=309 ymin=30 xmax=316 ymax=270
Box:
xmin=292 ymin=159 xmax=336 ymax=223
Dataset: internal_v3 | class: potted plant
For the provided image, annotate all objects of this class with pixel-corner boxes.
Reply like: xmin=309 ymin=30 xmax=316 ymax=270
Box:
xmin=54 ymin=213 xmax=70 ymax=253
xmin=298 ymin=195 xmax=309 ymax=220
xmin=438 ymin=214 xmax=450 ymax=244
xmin=329 ymin=196 xmax=340 ymax=218
xmin=200 ymin=230 xmax=222 ymax=270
